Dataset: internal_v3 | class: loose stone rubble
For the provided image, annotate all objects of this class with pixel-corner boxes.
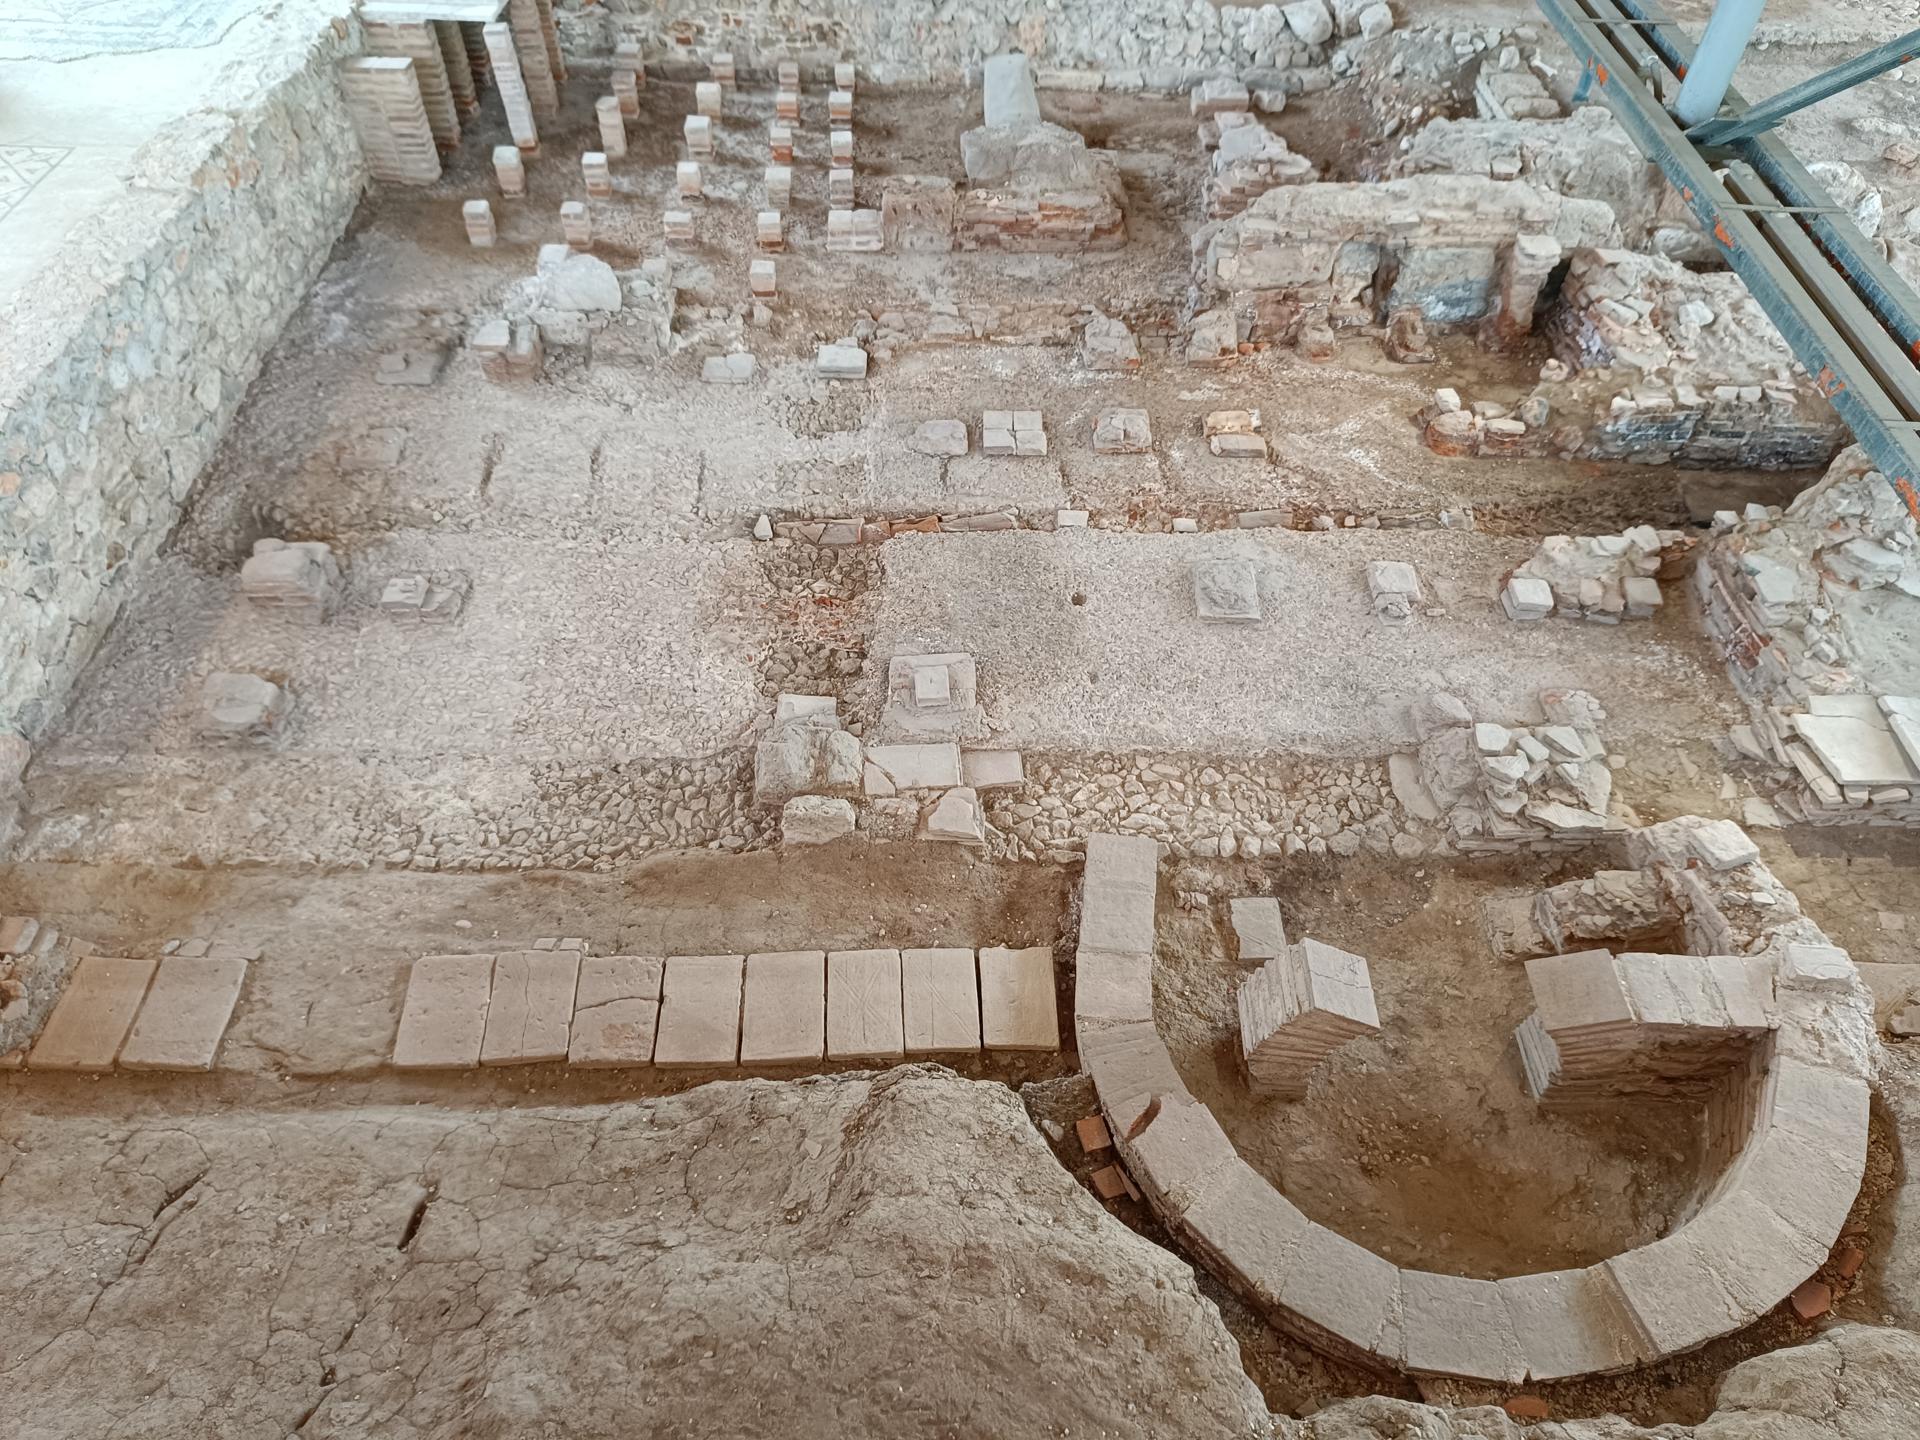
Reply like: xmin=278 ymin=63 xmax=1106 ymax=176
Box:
xmin=1391 ymin=690 xmax=1620 ymax=853
xmin=1501 ymin=526 xmax=1690 ymax=624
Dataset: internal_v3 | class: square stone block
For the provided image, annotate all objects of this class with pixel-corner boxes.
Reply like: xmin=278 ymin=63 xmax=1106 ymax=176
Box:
xmin=827 ymin=948 xmax=904 ymax=1060
xmin=655 ymin=955 xmax=744 ymax=1067
xmin=393 ymin=953 xmax=493 ymax=1070
xmin=1193 ymin=559 xmax=1262 ymax=623
xmin=118 ymin=955 xmax=248 ymax=1071
xmin=978 ymin=945 xmax=1057 ymax=1050
xmin=28 ymin=956 xmax=157 ymax=1071
xmin=481 ymin=950 xmax=580 ymax=1065
xmin=741 ymin=951 xmax=827 ymax=1064
xmin=902 ymin=947 xmax=981 ymax=1053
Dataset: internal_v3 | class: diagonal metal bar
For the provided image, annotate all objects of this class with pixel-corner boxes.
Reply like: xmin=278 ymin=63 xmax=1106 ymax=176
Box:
xmin=1613 ymin=0 xmax=1920 ymax=360
xmin=1688 ymin=28 xmax=1920 ymax=144
xmin=1538 ymin=0 xmax=1920 ymax=518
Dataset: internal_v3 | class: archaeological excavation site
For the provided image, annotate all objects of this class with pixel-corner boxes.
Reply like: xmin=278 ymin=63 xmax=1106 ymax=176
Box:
xmin=10 ymin=0 xmax=1920 ymax=1434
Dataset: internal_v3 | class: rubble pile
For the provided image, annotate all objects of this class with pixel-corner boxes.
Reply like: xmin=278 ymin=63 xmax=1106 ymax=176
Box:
xmin=1389 ymin=690 xmax=1623 ymax=853
xmin=1699 ymin=448 xmax=1920 ymax=827
xmin=1499 ymin=525 xmax=1695 ymax=623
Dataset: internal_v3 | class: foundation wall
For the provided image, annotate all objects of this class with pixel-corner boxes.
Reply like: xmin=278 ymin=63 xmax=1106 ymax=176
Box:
xmin=556 ymin=0 xmax=1341 ymax=85
xmin=0 ymin=18 xmax=366 ymax=741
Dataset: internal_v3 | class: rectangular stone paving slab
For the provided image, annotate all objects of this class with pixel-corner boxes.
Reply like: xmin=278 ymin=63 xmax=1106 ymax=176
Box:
xmin=654 ymin=955 xmax=744 ymax=1068
xmin=568 ymin=956 xmax=664 ymax=1068
xmin=901 ymin=948 xmax=981 ymax=1054
xmin=978 ymin=945 xmax=1057 ymax=1050
xmin=393 ymin=954 xmax=494 ymax=1070
xmin=827 ymin=949 xmax=904 ymax=1061
xmin=741 ymin=951 xmax=826 ymax=1065
xmin=118 ymin=955 xmax=248 ymax=1071
xmin=1496 ymin=1266 xmax=1652 ymax=1380
xmin=481 ymin=950 xmax=580 ymax=1065
xmin=1400 ymin=1269 xmax=1526 ymax=1382
xmin=1079 ymin=833 xmax=1159 ymax=957
xmin=29 ymin=955 xmax=157 ymax=1071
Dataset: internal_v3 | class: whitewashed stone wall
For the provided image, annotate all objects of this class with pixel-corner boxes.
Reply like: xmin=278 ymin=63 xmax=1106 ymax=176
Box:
xmin=557 ymin=0 xmax=1359 ymax=86
xmin=0 ymin=16 xmax=366 ymax=742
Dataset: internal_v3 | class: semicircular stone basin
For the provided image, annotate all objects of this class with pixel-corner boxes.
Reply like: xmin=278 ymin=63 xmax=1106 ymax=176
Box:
xmin=1072 ymin=817 xmax=1873 ymax=1384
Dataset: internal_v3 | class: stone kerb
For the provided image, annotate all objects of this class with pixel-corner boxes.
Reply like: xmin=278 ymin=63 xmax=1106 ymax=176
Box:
xmin=1072 ymin=818 xmax=1874 ymax=1382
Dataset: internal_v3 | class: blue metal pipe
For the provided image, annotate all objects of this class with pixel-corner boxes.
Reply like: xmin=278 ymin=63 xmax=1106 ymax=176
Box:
xmin=1673 ymin=0 xmax=1767 ymax=125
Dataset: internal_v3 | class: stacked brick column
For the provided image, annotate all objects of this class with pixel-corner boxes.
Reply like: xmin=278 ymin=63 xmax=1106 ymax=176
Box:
xmin=482 ymin=22 xmax=539 ymax=152
xmin=339 ymin=57 xmax=442 ymax=185
xmin=434 ymin=20 xmax=479 ymax=118
xmin=506 ymin=0 xmax=558 ymax=116
xmin=363 ymin=20 xmax=460 ymax=151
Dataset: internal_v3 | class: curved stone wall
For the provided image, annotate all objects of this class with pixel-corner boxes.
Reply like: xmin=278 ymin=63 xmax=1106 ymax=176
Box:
xmin=1073 ymin=819 xmax=1875 ymax=1382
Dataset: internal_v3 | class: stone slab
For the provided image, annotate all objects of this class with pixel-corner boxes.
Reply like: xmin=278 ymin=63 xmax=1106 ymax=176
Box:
xmin=1401 ymin=1269 xmax=1526 ymax=1382
xmin=978 ymin=945 xmax=1058 ymax=1050
xmin=1079 ymin=1019 xmax=1189 ymax=1134
xmin=654 ymin=955 xmax=744 ymax=1067
xmin=741 ymin=951 xmax=827 ymax=1065
xmin=392 ymin=953 xmax=493 ymax=1070
xmin=118 ymin=955 xmax=248 ymax=1071
xmin=567 ymin=998 xmax=659 ymax=1067
xmin=864 ymin=743 xmax=963 ymax=790
xmin=827 ymin=948 xmax=905 ymax=1061
xmin=1792 ymin=713 xmax=1920 ymax=787
xmin=1079 ymin=832 xmax=1159 ymax=957
xmin=1193 ymin=558 xmax=1262 ymax=623
xmin=1074 ymin=948 xmax=1155 ymax=1026
xmin=28 ymin=955 xmax=157 ymax=1072
xmin=901 ymin=947 xmax=982 ymax=1053
xmin=1276 ymin=1222 xmax=1404 ymax=1365
xmin=1228 ymin=897 xmax=1287 ymax=960
xmin=1125 ymin=1097 xmax=1240 ymax=1215
xmin=481 ymin=950 xmax=580 ymax=1064
xmin=1178 ymin=1159 xmax=1312 ymax=1308
xmin=1496 ymin=1267 xmax=1651 ymax=1381
xmin=576 ymin=954 xmax=663 ymax=1009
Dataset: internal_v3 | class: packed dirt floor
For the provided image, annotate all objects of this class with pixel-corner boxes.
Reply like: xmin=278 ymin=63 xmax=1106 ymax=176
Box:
xmin=8 ymin=3 xmax=1920 ymax=1438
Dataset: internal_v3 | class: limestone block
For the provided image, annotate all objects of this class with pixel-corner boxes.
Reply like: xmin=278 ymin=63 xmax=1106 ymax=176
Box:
xmin=1277 ymin=1222 xmax=1404 ymax=1364
xmin=740 ymin=951 xmax=827 ymax=1064
xmin=654 ymin=955 xmax=744 ymax=1067
xmin=983 ymin=53 xmax=1041 ymax=128
xmin=902 ymin=948 xmax=982 ymax=1054
xmin=817 ymin=344 xmax=869 ymax=379
xmin=1192 ymin=559 xmax=1262 ymax=623
xmin=1080 ymin=1019 xmax=1188 ymax=1134
xmin=1074 ymin=948 xmax=1156 ymax=1027
xmin=1179 ymin=1159 xmax=1313 ymax=1308
xmin=1496 ymin=1266 xmax=1652 ymax=1380
xmin=782 ymin=795 xmax=854 ymax=845
xmin=753 ymin=721 xmax=862 ymax=808
xmin=1093 ymin=407 xmax=1152 ymax=454
xmin=684 ymin=116 xmax=713 ymax=157
xmin=117 ymin=956 xmax=247 ymax=1071
xmin=978 ymin=946 xmax=1057 ymax=1050
xmin=912 ymin=419 xmax=969 ymax=456
xmin=393 ymin=954 xmax=493 ymax=1070
xmin=1401 ymin=1270 xmax=1526 ymax=1381
xmin=766 ymin=164 xmax=793 ymax=208
xmin=1124 ymin=1097 xmax=1240 ymax=1216
xmin=560 ymin=200 xmax=590 ymax=247
xmin=961 ymin=750 xmax=1024 ymax=790
xmin=198 ymin=673 xmax=293 ymax=744
xmin=866 ymin=743 xmax=963 ymax=791
xmin=1229 ymin=898 xmax=1288 ymax=960
xmin=568 ymin=955 xmax=662 ymax=1066
xmin=756 ymin=210 xmax=784 ymax=250
xmin=922 ymin=786 xmax=988 ymax=846
xmin=1080 ymin=832 xmax=1160 ymax=957
xmin=826 ymin=949 xmax=905 ymax=1060
xmin=27 ymin=956 xmax=156 ymax=1071
xmin=536 ymin=243 xmax=621 ymax=312
xmin=695 ymin=81 xmax=723 ymax=118
xmin=478 ymin=950 xmax=579 ymax=1065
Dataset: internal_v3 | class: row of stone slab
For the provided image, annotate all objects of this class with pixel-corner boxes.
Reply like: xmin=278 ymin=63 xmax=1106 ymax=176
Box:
xmin=394 ymin=942 xmax=1059 ymax=1070
xmin=1072 ymin=818 xmax=1873 ymax=1382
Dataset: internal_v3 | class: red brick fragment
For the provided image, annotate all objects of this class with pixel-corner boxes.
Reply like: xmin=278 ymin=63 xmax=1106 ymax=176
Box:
xmin=1074 ymin=1114 xmax=1112 ymax=1154
xmin=1789 ymin=1280 xmax=1832 ymax=1320
xmin=1502 ymin=1396 xmax=1550 ymax=1421
xmin=1089 ymin=1165 xmax=1128 ymax=1200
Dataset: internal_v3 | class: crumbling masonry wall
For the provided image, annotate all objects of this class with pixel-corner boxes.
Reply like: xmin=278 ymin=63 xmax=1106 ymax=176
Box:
xmin=555 ymin=0 xmax=1347 ymax=84
xmin=0 ymin=16 xmax=366 ymax=741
